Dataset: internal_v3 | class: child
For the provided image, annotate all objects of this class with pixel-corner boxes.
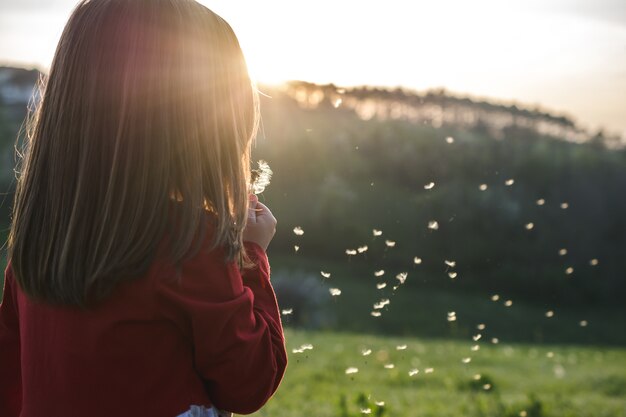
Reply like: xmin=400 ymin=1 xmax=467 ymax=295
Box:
xmin=0 ymin=1 xmax=287 ymax=416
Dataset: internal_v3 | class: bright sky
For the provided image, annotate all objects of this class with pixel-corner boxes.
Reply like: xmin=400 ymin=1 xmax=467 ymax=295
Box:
xmin=1 ymin=0 xmax=625 ymax=136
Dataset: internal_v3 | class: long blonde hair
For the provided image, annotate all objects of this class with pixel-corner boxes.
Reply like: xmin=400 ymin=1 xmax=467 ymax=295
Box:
xmin=8 ymin=0 xmax=259 ymax=308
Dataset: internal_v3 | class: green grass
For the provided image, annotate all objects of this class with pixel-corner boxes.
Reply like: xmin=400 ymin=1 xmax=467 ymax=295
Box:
xmin=252 ymin=329 xmax=626 ymax=417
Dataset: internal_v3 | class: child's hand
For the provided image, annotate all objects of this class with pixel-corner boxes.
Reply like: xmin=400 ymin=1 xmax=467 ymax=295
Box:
xmin=243 ymin=194 xmax=276 ymax=252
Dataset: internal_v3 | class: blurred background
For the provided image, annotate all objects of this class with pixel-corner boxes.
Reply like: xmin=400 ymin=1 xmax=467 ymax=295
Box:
xmin=1 ymin=1 xmax=625 ymax=416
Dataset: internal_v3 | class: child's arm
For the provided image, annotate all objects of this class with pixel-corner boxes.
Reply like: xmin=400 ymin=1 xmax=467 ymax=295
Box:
xmin=156 ymin=241 xmax=287 ymax=415
xmin=0 ymin=265 xmax=22 ymax=417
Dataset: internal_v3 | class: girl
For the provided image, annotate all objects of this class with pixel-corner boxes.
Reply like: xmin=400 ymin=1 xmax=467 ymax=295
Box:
xmin=0 ymin=1 xmax=287 ymax=416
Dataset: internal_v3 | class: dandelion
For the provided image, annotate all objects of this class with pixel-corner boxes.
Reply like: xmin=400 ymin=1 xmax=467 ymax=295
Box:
xmin=579 ymin=320 xmax=588 ymax=327
xmin=413 ymin=257 xmax=422 ymax=265
xmin=448 ymin=272 xmax=457 ymax=279
xmin=376 ymin=282 xmax=387 ymax=289
xmin=545 ymin=310 xmax=554 ymax=318
xmin=565 ymin=267 xmax=574 ymax=275
xmin=384 ymin=363 xmax=395 ymax=369
xmin=372 ymin=229 xmax=383 ymax=237
xmin=491 ymin=294 xmax=500 ymax=301
xmin=396 ymin=344 xmax=407 ymax=350
xmin=589 ymin=258 xmax=599 ymax=266
xmin=560 ymin=202 xmax=569 ymax=209
xmin=473 ymin=334 xmax=482 ymax=341
xmin=357 ymin=245 xmax=369 ymax=253
xmin=250 ymin=160 xmax=272 ymax=194
xmin=444 ymin=260 xmax=456 ymax=268
xmin=473 ymin=374 xmax=482 ymax=380
xmin=446 ymin=136 xmax=455 ymax=144
xmin=345 ymin=367 xmax=359 ymax=374
xmin=396 ymin=272 xmax=408 ymax=284
xmin=293 ymin=226 xmax=304 ymax=236
xmin=471 ymin=345 xmax=480 ymax=352
xmin=546 ymin=352 xmax=554 ymax=358
xmin=536 ymin=198 xmax=546 ymax=205
xmin=281 ymin=309 xmax=293 ymax=316
xmin=346 ymin=249 xmax=357 ymax=256
xmin=320 ymin=271 xmax=331 ymax=278
xmin=361 ymin=349 xmax=372 ymax=356
xmin=329 ymin=288 xmax=342 ymax=297
xmin=408 ymin=369 xmax=419 ymax=376
xmin=424 ymin=368 xmax=434 ymax=374
xmin=462 ymin=357 xmax=472 ymax=364
xmin=505 ymin=179 xmax=515 ymax=186
xmin=525 ymin=222 xmax=534 ymax=230
xmin=479 ymin=184 xmax=488 ymax=191
xmin=504 ymin=300 xmax=513 ymax=307
xmin=374 ymin=270 xmax=385 ymax=277
xmin=483 ymin=384 xmax=492 ymax=391
xmin=385 ymin=240 xmax=396 ymax=247
xmin=558 ymin=248 xmax=568 ymax=256
xmin=424 ymin=182 xmax=435 ymax=190
xmin=477 ymin=323 xmax=486 ymax=330
xmin=294 ymin=245 xmax=300 ymax=252
xmin=428 ymin=221 xmax=439 ymax=230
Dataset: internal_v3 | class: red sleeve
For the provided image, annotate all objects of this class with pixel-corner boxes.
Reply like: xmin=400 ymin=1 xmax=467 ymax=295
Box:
xmin=0 ymin=263 xmax=22 ymax=417
xmin=156 ymin=241 xmax=287 ymax=415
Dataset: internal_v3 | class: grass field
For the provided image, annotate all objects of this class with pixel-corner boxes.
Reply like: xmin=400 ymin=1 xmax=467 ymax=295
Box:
xmin=252 ymin=329 xmax=626 ymax=417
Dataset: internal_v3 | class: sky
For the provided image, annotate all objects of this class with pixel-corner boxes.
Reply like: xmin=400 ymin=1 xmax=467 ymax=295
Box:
xmin=1 ymin=0 xmax=625 ymax=137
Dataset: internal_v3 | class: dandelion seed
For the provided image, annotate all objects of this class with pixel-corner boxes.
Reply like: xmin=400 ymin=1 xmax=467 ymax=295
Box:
xmin=446 ymin=136 xmax=455 ymax=144
xmin=545 ymin=310 xmax=554 ymax=318
xmin=536 ymin=198 xmax=546 ymax=205
xmin=424 ymin=182 xmax=435 ymax=190
xmin=250 ymin=160 xmax=273 ymax=194
xmin=448 ymin=272 xmax=457 ymax=279
xmin=473 ymin=334 xmax=482 ymax=341
xmin=473 ymin=374 xmax=482 ymax=380
xmin=281 ymin=309 xmax=293 ymax=316
xmin=483 ymin=384 xmax=491 ymax=390
xmin=293 ymin=226 xmax=304 ymax=236
xmin=560 ymin=202 xmax=569 ymax=209
xmin=360 ymin=408 xmax=371 ymax=414
xmin=589 ymin=258 xmax=599 ymax=266
xmin=320 ymin=271 xmax=331 ymax=278
xmin=361 ymin=349 xmax=372 ymax=356
xmin=408 ymin=369 xmax=419 ymax=376
xmin=471 ymin=345 xmax=480 ymax=352
xmin=385 ymin=240 xmax=396 ymax=248
xmin=462 ymin=357 xmax=472 ymax=364
xmin=504 ymin=300 xmax=513 ymax=307
xmin=491 ymin=338 xmax=499 ymax=344
xmin=413 ymin=257 xmax=422 ymax=265
xmin=376 ymin=282 xmax=387 ymax=289
xmin=294 ymin=245 xmax=300 ymax=252
xmin=565 ymin=267 xmax=574 ymax=275
xmin=479 ymin=184 xmax=488 ymax=191
xmin=375 ymin=401 xmax=385 ymax=406
xmin=371 ymin=311 xmax=382 ymax=317
xmin=396 ymin=272 xmax=408 ymax=284
xmin=491 ymin=294 xmax=500 ymax=301
xmin=505 ymin=179 xmax=515 ymax=186
xmin=345 ymin=367 xmax=359 ymax=374
xmin=346 ymin=249 xmax=357 ymax=256
xmin=357 ymin=245 xmax=369 ymax=253
xmin=525 ymin=222 xmax=534 ymax=230
xmin=444 ymin=260 xmax=456 ymax=267
xmin=329 ymin=288 xmax=342 ymax=297
xmin=558 ymin=248 xmax=568 ymax=256
xmin=396 ymin=344 xmax=407 ymax=350
xmin=333 ymin=98 xmax=343 ymax=108
xmin=425 ymin=368 xmax=434 ymax=374
xmin=428 ymin=221 xmax=439 ymax=230
xmin=579 ymin=320 xmax=588 ymax=327
xmin=374 ymin=270 xmax=385 ymax=277
xmin=477 ymin=323 xmax=486 ymax=330
xmin=373 ymin=229 xmax=383 ymax=237
xmin=384 ymin=363 xmax=395 ymax=369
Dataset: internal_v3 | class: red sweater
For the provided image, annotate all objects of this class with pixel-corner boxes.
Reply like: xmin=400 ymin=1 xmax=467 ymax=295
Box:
xmin=0 ymin=232 xmax=287 ymax=417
